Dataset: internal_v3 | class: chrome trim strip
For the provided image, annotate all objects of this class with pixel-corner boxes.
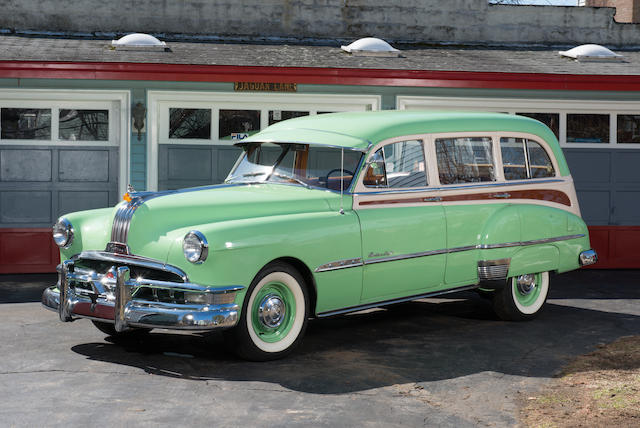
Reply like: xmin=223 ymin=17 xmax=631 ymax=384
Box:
xmin=315 ymin=234 xmax=585 ymax=271
xmin=72 ymin=251 xmax=189 ymax=282
xmin=314 ymin=258 xmax=364 ymax=272
xmin=353 ymin=178 xmax=565 ymax=196
xmin=478 ymin=234 xmax=586 ymax=249
xmin=364 ymin=249 xmax=448 ymax=264
xmin=317 ymin=284 xmax=480 ymax=317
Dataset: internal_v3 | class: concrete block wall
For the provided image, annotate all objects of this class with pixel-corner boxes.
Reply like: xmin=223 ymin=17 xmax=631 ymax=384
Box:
xmin=1 ymin=0 xmax=640 ymax=46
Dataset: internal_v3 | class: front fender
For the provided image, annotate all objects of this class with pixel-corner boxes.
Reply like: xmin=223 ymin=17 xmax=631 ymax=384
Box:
xmin=163 ymin=210 xmax=364 ymax=313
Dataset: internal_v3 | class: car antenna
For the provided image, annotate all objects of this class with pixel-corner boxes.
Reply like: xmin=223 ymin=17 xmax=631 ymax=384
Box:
xmin=339 ymin=148 xmax=345 ymax=215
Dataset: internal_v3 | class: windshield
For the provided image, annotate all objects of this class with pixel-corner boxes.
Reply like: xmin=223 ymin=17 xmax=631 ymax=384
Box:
xmin=226 ymin=143 xmax=363 ymax=191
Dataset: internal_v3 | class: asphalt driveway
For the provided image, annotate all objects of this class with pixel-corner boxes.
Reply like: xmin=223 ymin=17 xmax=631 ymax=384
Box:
xmin=0 ymin=269 xmax=638 ymax=427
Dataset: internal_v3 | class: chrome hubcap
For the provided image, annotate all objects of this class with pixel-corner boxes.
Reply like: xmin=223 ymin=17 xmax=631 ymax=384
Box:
xmin=258 ymin=294 xmax=286 ymax=328
xmin=516 ymin=274 xmax=536 ymax=295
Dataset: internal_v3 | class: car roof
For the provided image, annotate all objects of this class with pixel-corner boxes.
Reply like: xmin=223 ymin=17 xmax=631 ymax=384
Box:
xmin=241 ymin=110 xmax=559 ymax=151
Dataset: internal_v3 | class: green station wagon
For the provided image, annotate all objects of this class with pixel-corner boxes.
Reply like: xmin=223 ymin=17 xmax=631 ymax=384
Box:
xmin=43 ymin=111 xmax=597 ymax=360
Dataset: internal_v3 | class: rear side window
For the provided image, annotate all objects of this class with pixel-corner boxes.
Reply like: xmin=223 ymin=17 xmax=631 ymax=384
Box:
xmin=435 ymin=137 xmax=495 ymax=184
xmin=500 ymin=137 xmax=555 ymax=180
xmin=363 ymin=140 xmax=427 ymax=188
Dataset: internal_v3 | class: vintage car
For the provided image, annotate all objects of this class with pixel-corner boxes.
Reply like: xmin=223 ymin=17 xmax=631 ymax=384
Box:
xmin=43 ymin=111 xmax=597 ymax=360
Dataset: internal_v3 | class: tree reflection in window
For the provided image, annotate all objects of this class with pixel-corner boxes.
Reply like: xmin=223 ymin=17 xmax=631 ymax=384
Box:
xmin=219 ymin=110 xmax=260 ymax=140
xmin=169 ymin=108 xmax=211 ymax=139
xmin=59 ymin=109 xmax=108 ymax=141
xmin=567 ymin=114 xmax=609 ymax=143
xmin=436 ymin=137 xmax=495 ymax=184
xmin=1 ymin=108 xmax=51 ymax=140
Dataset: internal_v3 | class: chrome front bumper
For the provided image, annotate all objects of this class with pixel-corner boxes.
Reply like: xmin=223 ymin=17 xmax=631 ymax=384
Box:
xmin=42 ymin=260 xmax=242 ymax=331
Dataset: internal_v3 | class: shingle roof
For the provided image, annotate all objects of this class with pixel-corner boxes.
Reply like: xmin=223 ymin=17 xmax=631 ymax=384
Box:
xmin=1 ymin=35 xmax=639 ymax=75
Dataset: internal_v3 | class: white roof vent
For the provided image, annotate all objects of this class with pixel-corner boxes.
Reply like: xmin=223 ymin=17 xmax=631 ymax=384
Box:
xmin=111 ymin=33 xmax=167 ymax=51
xmin=341 ymin=37 xmax=400 ymax=57
xmin=559 ymin=44 xmax=622 ymax=62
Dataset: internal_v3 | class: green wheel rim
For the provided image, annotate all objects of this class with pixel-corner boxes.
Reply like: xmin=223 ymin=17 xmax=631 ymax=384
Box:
xmin=250 ymin=281 xmax=296 ymax=343
xmin=513 ymin=273 xmax=542 ymax=306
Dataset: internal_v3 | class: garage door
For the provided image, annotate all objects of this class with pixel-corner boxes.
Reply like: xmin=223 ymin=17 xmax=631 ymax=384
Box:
xmin=0 ymin=92 xmax=127 ymax=273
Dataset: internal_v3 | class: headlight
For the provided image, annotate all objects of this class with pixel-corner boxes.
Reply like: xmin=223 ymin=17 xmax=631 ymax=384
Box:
xmin=183 ymin=230 xmax=208 ymax=264
xmin=53 ymin=217 xmax=74 ymax=248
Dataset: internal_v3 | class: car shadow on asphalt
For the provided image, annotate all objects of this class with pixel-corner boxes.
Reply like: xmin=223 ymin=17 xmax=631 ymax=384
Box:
xmin=69 ymin=287 xmax=639 ymax=394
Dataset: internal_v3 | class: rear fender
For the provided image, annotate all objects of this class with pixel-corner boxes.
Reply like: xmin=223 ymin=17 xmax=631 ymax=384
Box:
xmin=508 ymin=244 xmax=559 ymax=278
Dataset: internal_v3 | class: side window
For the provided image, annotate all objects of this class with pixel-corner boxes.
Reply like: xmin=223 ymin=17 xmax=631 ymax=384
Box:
xmin=526 ymin=140 xmax=555 ymax=178
xmin=500 ymin=137 xmax=555 ymax=180
xmin=435 ymin=137 xmax=495 ymax=184
xmin=363 ymin=140 xmax=427 ymax=188
xmin=500 ymin=137 xmax=528 ymax=180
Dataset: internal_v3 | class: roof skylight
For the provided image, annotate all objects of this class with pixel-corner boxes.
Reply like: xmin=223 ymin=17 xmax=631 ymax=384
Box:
xmin=341 ymin=37 xmax=400 ymax=57
xmin=111 ymin=33 xmax=167 ymax=51
xmin=559 ymin=44 xmax=623 ymax=62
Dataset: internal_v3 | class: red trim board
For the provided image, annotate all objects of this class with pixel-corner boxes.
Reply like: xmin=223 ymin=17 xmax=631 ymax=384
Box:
xmin=1 ymin=61 xmax=640 ymax=91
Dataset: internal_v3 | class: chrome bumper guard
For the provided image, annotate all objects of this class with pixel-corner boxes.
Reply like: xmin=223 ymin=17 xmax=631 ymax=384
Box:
xmin=579 ymin=249 xmax=598 ymax=266
xmin=42 ymin=260 xmax=242 ymax=331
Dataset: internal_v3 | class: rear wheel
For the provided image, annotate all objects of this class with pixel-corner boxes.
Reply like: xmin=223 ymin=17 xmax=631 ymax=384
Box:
xmin=492 ymin=271 xmax=549 ymax=321
xmin=226 ymin=262 xmax=309 ymax=361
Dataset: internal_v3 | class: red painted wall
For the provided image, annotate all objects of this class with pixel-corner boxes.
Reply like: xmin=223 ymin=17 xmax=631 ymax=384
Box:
xmin=0 ymin=228 xmax=59 ymax=273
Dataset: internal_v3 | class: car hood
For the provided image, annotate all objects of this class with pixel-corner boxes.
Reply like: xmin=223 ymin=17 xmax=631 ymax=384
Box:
xmin=122 ymin=183 xmax=341 ymax=255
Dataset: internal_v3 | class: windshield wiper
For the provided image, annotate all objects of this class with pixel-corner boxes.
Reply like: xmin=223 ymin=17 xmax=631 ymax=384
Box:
xmin=270 ymin=172 xmax=310 ymax=189
xmin=242 ymin=172 xmax=266 ymax=177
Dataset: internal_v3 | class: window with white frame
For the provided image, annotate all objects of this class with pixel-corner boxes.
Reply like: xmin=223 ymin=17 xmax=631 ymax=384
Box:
xmin=397 ymin=96 xmax=640 ymax=148
xmin=154 ymin=93 xmax=380 ymax=146
xmin=0 ymin=101 xmax=118 ymax=146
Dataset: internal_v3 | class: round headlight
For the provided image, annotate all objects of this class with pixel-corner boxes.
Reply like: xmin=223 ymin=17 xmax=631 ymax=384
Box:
xmin=53 ymin=217 xmax=74 ymax=248
xmin=183 ymin=230 xmax=208 ymax=264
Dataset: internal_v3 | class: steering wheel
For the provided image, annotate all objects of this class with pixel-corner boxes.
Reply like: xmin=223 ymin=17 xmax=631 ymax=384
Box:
xmin=323 ymin=168 xmax=355 ymax=187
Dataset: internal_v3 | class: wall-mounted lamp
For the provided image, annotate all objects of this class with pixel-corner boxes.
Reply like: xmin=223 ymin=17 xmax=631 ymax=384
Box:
xmin=132 ymin=102 xmax=146 ymax=141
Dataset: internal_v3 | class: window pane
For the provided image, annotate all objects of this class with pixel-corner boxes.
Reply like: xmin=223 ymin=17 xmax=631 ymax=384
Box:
xmin=516 ymin=113 xmax=559 ymax=139
xmin=268 ymin=110 xmax=309 ymax=125
xmin=617 ymin=115 xmax=640 ymax=144
xmin=500 ymin=137 xmax=528 ymax=180
xmin=436 ymin=137 xmax=495 ymax=184
xmin=59 ymin=109 xmax=108 ymax=141
xmin=567 ymin=114 xmax=609 ymax=143
xmin=383 ymin=140 xmax=427 ymax=188
xmin=526 ymin=140 xmax=555 ymax=178
xmin=1 ymin=108 xmax=51 ymax=140
xmin=364 ymin=140 xmax=426 ymax=188
xmin=169 ymin=108 xmax=211 ymax=139
xmin=219 ymin=109 xmax=260 ymax=140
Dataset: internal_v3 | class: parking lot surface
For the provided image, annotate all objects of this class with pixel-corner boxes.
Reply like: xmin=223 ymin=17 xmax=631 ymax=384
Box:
xmin=1 ymin=270 xmax=638 ymax=427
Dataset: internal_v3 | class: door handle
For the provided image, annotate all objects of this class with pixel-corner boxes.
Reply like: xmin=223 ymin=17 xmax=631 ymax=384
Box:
xmin=492 ymin=193 xmax=511 ymax=199
xmin=423 ymin=196 xmax=442 ymax=202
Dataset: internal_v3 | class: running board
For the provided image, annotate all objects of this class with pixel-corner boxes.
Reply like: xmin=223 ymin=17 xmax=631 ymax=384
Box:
xmin=316 ymin=284 xmax=480 ymax=318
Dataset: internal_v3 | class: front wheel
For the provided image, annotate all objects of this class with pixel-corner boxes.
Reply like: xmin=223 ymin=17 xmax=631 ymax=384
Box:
xmin=226 ymin=262 xmax=309 ymax=361
xmin=492 ymin=271 xmax=549 ymax=321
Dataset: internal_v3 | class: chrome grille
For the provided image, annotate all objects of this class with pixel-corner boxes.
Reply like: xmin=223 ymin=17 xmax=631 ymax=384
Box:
xmin=477 ymin=258 xmax=511 ymax=281
xmin=110 ymin=198 xmax=143 ymax=244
